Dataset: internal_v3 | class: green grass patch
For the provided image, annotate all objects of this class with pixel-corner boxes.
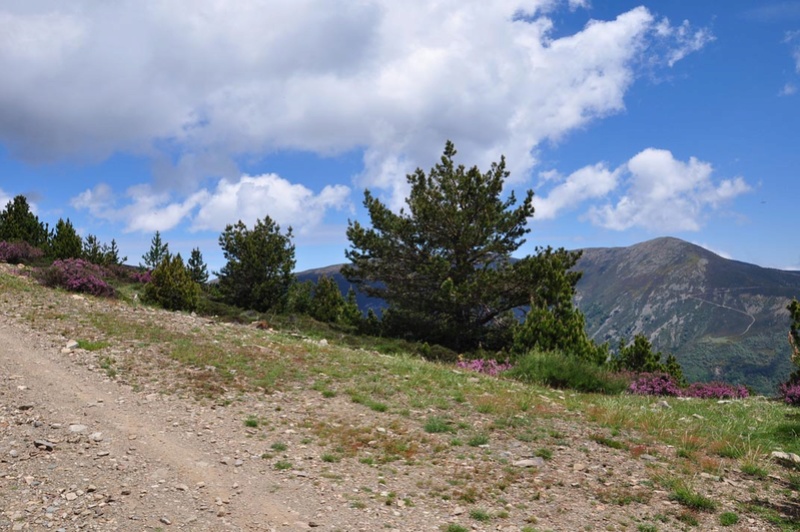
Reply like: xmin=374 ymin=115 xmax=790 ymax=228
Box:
xmin=719 ymin=512 xmax=739 ymax=526
xmin=424 ymin=416 xmax=454 ymax=434
xmin=76 ymin=339 xmax=109 ymax=351
xmin=669 ymin=483 xmax=716 ymax=511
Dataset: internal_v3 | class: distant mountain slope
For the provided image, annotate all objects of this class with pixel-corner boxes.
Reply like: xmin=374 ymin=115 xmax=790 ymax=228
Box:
xmin=576 ymin=237 xmax=800 ymax=393
xmin=296 ymin=237 xmax=800 ymax=393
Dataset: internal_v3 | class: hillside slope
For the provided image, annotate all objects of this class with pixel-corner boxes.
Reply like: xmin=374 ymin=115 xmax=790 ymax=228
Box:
xmin=297 ymin=237 xmax=800 ymax=393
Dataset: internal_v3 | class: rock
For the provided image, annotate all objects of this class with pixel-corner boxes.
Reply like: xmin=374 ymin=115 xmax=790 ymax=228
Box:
xmin=65 ymin=492 xmax=78 ymax=501
xmin=160 ymin=517 xmax=172 ymax=525
xmin=512 ymin=458 xmax=546 ymax=468
xmin=656 ymin=400 xmax=671 ymax=409
xmin=772 ymin=451 xmax=800 ymax=468
xmin=17 ymin=403 xmax=34 ymax=411
xmin=65 ymin=340 xmax=79 ymax=350
xmin=34 ymin=439 xmax=56 ymax=451
xmin=69 ymin=424 xmax=88 ymax=433
xmin=9 ymin=449 xmax=19 ymax=458
xmin=90 ymin=432 xmax=103 ymax=442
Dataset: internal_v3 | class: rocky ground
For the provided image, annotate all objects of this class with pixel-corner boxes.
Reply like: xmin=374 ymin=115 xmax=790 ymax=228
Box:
xmin=0 ymin=264 xmax=796 ymax=531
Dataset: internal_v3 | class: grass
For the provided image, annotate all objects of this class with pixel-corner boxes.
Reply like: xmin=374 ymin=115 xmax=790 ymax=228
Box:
xmin=669 ymin=483 xmax=717 ymax=511
xmin=424 ymin=416 xmax=454 ymax=434
xmin=469 ymin=508 xmax=491 ymax=522
xmin=77 ymin=339 xmax=110 ymax=351
xmin=719 ymin=512 xmax=739 ymax=526
xmin=6 ymin=269 xmax=800 ymax=531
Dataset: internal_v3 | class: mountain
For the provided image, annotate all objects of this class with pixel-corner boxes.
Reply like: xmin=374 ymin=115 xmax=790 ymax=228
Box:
xmin=296 ymin=237 xmax=800 ymax=393
xmin=577 ymin=237 xmax=800 ymax=393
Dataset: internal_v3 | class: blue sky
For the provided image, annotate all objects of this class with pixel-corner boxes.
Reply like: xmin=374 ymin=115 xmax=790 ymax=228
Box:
xmin=0 ymin=1 xmax=798 ymax=273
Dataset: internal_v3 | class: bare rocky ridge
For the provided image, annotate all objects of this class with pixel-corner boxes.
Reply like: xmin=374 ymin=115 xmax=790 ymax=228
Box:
xmin=0 ymin=264 xmax=793 ymax=531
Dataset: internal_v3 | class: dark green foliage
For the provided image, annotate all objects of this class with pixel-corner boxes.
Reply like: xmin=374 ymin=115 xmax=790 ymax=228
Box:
xmin=508 ymin=350 xmax=630 ymax=394
xmin=103 ymin=239 xmax=126 ymax=266
xmin=50 ymin=218 xmax=83 ymax=260
xmin=82 ymin=234 xmax=126 ymax=266
xmin=143 ymin=253 xmax=200 ymax=311
xmin=512 ymin=246 xmax=605 ymax=363
xmin=140 ymin=230 xmax=169 ymax=270
xmin=343 ymin=141 xmax=580 ymax=351
xmin=0 ymin=195 xmax=49 ymax=247
xmin=82 ymin=234 xmax=104 ymax=264
xmin=309 ymin=275 xmax=345 ymax=323
xmin=217 ymin=217 xmax=295 ymax=312
xmin=187 ymin=247 xmax=209 ymax=285
xmin=307 ymin=276 xmax=362 ymax=326
xmin=611 ymin=334 xmax=685 ymax=383
xmin=286 ymin=280 xmax=314 ymax=314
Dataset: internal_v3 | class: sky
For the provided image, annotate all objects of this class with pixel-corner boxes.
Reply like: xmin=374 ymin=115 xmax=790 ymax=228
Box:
xmin=0 ymin=0 xmax=798 ymax=273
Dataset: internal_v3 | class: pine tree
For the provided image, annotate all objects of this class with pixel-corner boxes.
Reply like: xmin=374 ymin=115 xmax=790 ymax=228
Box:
xmin=50 ymin=218 xmax=83 ymax=260
xmin=187 ymin=247 xmax=209 ymax=285
xmin=216 ymin=217 xmax=295 ymax=312
xmin=343 ymin=140 xmax=582 ymax=351
xmin=0 ymin=195 xmax=49 ymax=247
xmin=143 ymin=253 xmax=200 ymax=311
xmin=82 ymin=234 xmax=105 ymax=264
xmin=101 ymin=239 xmax=126 ymax=266
xmin=141 ymin=231 xmax=169 ymax=270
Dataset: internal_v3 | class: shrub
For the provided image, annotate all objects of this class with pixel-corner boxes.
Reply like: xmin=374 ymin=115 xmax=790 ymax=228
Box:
xmin=456 ymin=358 xmax=513 ymax=376
xmin=628 ymin=373 xmax=681 ymax=397
xmin=38 ymin=259 xmax=115 ymax=297
xmin=0 ymin=241 xmax=44 ymax=264
xmin=508 ymin=350 xmax=630 ymax=394
xmin=779 ymin=382 xmax=800 ymax=405
xmin=682 ymin=381 xmax=748 ymax=399
xmin=143 ymin=253 xmax=200 ymax=312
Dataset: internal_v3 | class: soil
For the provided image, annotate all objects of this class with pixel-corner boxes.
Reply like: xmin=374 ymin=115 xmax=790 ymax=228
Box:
xmin=0 ymin=264 xmax=794 ymax=531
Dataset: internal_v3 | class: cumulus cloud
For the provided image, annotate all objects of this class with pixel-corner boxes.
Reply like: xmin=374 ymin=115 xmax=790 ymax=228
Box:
xmin=533 ymin=163 xmax=619 ymax=219
xmin=586 ymin=148 xmax=751 ymax=231
xmin=0 ymin=1 xmax=712 ymax=207
xmin=192 ymin=174 xmax=351 ymax=234
xmin=72 ymin=175 xmax=352 ymax=235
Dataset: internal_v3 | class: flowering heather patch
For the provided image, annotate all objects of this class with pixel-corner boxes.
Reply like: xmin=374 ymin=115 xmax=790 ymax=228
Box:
xmin=0 ymin=241 xmax=44 ymax=264
xmin=779 ymin=382 xmax=800 ymax=406
xmin=629 ymin=372 xmax=681 ymax=397
xmin=39 ymin=258 xmax=115 ymax=297
xmin=682 ymin=381 xmax=748 ymax=400
xmin=131 ymin=269 xmax=152 ymax=284
xmin=456 ymin=358 xmax=513 ymax=377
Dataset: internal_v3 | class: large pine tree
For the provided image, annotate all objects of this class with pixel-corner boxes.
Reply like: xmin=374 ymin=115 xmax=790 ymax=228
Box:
xmin=343 ymin=141 xmax=582 ymax=351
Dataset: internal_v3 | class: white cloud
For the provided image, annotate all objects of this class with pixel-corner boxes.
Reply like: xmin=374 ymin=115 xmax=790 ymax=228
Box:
xmin=0 ymin=1 xmax=712 ymax=205
xmin=192 ymin=174 xmax=352 ymax=234
xmin=72 ymin=174 xmax=352 ymax=235
xmin=586 ymin=148 xmax=751 ymax=231
xmin=661 ymin=19 xmax=715 ymax=67
xmin=533 ymin=163 xmax=619 ymax=219
xmin=780 ymin=83 xmax=797 ymax=96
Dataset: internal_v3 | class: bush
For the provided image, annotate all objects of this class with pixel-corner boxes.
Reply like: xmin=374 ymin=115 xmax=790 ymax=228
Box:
xmin=0 ymin=241 xmax=44 ymax=264
xmin=628 ymin=373 xmax=681 ymax=397
xmin=779 ymin=382 xmax=800 ymax=405
xmin=508 ymin=350 xmax=630 ymax=394
xmin=38 ymin=259 xmax=115 ymax=297
xmin=682 ymin=381 xmax=748 ymax=399
xmin=456 ymin=358 xmax=513 ymax=376
xmin=143 ymin=253 xmax=200 ymax=312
